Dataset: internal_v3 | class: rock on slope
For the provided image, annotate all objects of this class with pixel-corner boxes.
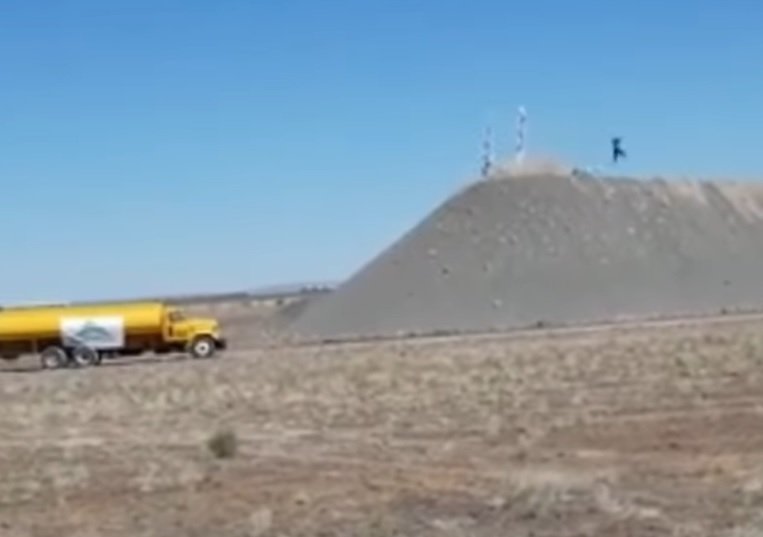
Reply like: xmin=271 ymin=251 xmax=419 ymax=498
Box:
xmin=291 ymin=171 xmax=763 ymax=340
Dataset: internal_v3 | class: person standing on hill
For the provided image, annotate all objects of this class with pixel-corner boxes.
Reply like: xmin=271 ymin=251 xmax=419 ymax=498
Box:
xmin=612 ymin=137 xmax=627 ymax=163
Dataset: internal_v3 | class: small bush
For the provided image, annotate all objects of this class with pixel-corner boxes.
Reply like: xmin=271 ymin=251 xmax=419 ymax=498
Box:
xmin=207 ymin=429 xmax=238 ymax=459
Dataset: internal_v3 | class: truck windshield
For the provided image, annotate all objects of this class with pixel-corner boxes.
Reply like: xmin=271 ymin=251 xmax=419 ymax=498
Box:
xmin=169 ymin=310 xmax=185 ymax=322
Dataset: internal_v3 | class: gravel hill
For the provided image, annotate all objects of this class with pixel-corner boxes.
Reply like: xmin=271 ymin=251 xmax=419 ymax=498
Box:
xmin=292 ymin=170 xmax=763 ymax=339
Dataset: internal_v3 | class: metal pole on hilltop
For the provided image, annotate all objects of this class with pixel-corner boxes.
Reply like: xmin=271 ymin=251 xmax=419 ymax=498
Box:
xmin=515 ymin=106 xmax=527 ymax=164
xmin=481 ymin=126 xmax=493 ymax=178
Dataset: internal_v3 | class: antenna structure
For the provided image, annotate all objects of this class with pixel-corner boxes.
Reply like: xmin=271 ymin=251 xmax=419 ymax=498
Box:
xmin=481 ymin=126 xmax=493 ymax=178
xmin=515 ymin=105 xmax=527 ymax=164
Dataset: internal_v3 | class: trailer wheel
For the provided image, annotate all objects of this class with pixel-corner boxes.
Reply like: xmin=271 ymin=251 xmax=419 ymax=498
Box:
xmin=40 ymin=346 xmax=67 ymax=370
xmin=71 ymin=346 xmax=99 ymax=368
xmin=189 ymin=335 xmax=216 ymax=359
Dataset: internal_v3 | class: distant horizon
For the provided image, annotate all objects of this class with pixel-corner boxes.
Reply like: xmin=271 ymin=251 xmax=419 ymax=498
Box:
xmin=0 ymin=279 xmax=339 ymax=308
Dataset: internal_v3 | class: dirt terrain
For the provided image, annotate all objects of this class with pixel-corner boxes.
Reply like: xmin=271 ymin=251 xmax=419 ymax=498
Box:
xmin=5 ymin=169 xmax=763 ymax=536
xmin=2 ymin=310 xmax=763 ymax=536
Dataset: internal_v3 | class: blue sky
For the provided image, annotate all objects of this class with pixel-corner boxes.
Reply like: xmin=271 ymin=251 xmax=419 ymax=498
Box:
xmin=1 ymin=0 xmax=762 ymax=302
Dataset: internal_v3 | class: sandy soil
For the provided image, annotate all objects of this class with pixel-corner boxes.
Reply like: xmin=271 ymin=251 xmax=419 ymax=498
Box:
xmin=2 ymin=313 xmax=763 ymax=536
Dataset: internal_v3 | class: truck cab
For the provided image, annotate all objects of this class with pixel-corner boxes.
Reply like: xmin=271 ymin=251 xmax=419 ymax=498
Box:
xmin=165 ymin=307 xmax=227 ymax=357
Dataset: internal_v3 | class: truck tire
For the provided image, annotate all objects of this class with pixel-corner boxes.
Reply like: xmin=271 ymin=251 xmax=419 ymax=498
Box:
xmin=71 ymin=346 xmax=98 ymax=367
xmin=40 ymin=346 xmax=68 ymax=370
xmin=189 ymin=335 xmax=216 ymax=359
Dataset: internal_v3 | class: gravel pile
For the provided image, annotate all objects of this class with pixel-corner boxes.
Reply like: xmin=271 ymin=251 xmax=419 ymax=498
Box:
xmin=291 ymin=171 xmax=763 ymax=340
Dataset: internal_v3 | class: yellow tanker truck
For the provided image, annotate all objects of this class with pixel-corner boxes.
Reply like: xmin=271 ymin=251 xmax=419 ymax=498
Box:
xmin=0 ymin=301 xmax=227 ymax=369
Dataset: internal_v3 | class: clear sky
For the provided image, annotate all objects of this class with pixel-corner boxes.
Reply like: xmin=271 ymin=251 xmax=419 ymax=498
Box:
xmin=1 ymin=0 xmax=762 ymax=303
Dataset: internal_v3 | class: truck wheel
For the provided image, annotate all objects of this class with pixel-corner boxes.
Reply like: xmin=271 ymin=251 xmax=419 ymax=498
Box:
xmin=189 ymin=335 xmax=216 ymax=359
xmin=40 ymin=346 xmax=67 ymax=370
xmin=71 ymin=346 xmax=99 ymax=367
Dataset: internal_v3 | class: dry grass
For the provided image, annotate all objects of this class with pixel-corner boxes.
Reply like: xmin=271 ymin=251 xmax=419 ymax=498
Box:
xmin=1 ymin=316 xmax=763 ymax=535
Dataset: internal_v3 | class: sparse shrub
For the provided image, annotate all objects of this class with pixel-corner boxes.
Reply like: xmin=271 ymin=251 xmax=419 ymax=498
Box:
xmin=207 ymin=429 xmax=238 ymax=459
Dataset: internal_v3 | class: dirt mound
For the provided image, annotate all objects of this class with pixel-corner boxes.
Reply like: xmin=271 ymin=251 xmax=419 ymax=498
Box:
xmin=291 ymin=171 xmax=763 ymax=340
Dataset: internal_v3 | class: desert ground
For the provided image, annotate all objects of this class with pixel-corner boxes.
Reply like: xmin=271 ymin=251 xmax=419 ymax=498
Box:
xmin=2 ymin=300 xmax=763 ymax=536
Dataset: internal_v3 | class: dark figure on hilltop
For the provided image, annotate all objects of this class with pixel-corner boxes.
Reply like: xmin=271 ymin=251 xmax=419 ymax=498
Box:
xmin=612 ymin=137 xmax=627 ymax=163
